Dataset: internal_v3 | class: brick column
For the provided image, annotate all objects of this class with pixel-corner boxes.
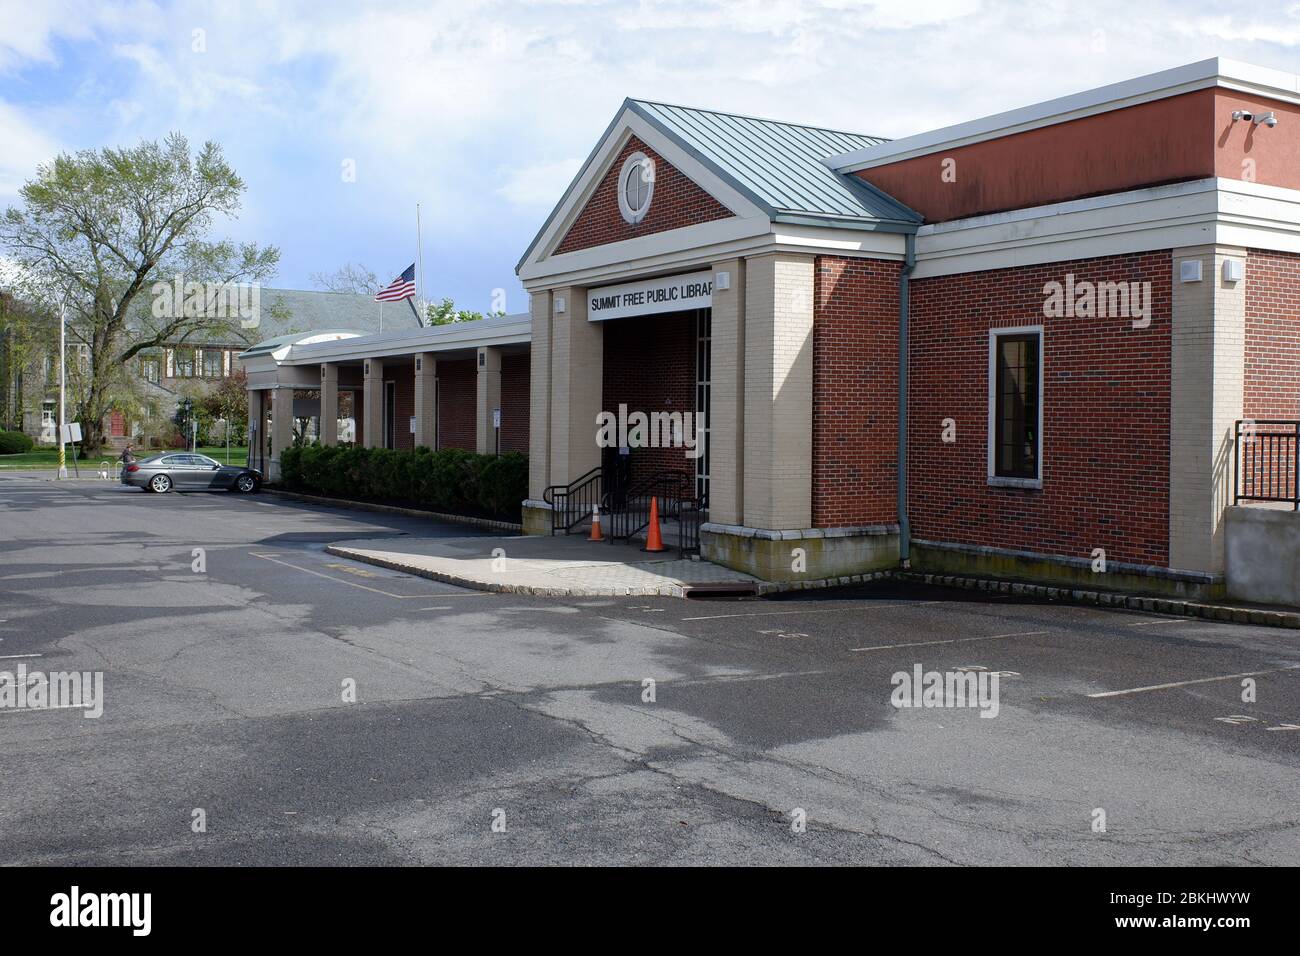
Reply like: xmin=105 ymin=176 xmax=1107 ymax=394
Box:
xmin=270 ymin=385 xmax=294 ymax=479
xmin=548 ymin=287 xmax=602 ymax=488
xmin=414 ymin=353 xmax=436 ymax=448
xmin=528 ymin=292 xmax=553 ymax=500
xmin=363 ymin=358 xmax=384 ymax=449
xmin=1169 ymin=245 xmax=1247 ymax=574
xmin=247 ymin=387 xmax=263 ymax=473
xmin=709 ymin=259 xmax=745 ymax=525
xmin=476 ymin=345 xmax=502 ymax=455
xmin=743 ymin=253 xmax=814 ymax=530
xmin=320 ymin=363 xmax=338 ymax=446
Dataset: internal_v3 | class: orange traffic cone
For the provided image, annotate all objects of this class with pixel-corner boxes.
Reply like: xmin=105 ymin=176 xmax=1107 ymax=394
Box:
xmin=642 ymin=496 xmax=667 ymax=552
xmin=589 ymin=504 xmax=604 ymax=541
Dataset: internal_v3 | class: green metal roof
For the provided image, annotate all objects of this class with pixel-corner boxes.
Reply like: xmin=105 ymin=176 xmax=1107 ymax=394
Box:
xmin=627 ymin=99 xmax=920 ymax=226
xmin=518 ymin=98 xmax=920 ymax=271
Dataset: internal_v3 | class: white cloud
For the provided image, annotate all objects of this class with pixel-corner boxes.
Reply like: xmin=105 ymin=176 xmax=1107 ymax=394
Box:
xmin=0 ymin=101 xmax=61 ymax=201
xmin=6 ymin=0 xmax=1300 ymax=301
xmin=496 ymin=157 xmax=585 ymax=208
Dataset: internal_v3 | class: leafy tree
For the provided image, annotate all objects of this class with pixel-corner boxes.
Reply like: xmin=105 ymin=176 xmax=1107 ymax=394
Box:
xmin=197 ymin=368 xmax=249 ymax=442
xmin=0 ymin=133 xmax=279 ymax=453
xmin=425 ymin=297 xmax=504 ymax=326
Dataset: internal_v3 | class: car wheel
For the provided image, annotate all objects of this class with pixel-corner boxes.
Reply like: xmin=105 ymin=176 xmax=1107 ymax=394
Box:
xmin=149 ymin=474 xmax=172 ymax=493
xmin=235 ymin=474 xmax=259 ymax=494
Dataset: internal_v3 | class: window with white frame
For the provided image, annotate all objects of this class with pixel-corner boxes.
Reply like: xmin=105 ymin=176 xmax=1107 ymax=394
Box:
xmin=201 ymin=349 xmax=224 ymax=378
xmin=988 ymin=327 xmax=1043 ymax=486
xmin=617 ymin=151 xmax=654 ymax=224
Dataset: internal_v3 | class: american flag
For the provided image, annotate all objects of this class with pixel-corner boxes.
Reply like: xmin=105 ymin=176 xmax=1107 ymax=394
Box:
xmin=374 ymin=264 xmax=416 ymax=302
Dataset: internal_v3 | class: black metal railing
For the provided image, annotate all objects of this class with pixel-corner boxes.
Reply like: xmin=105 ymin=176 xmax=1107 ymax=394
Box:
xmin=600 ymin=470 xmax=705 ymax=557
xmin=1234 ymin=419 xmax=1299 ymax=510
xmin=543 ymin=466 xmax=603 ymax=534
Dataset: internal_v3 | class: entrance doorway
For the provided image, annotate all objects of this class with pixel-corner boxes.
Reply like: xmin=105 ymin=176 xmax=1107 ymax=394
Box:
xmin=383 ymin=381 xmax=396 ymax=449
xmin=694 ymin=308 xmax=711 ymax=503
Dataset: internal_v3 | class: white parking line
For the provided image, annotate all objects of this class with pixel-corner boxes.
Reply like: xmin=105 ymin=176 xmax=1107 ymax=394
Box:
xmin=681 ymin=601 xmax=942 ymax=622
xmin=1087 ymin=664 xmax=1300 ymax=698
xmin=851 ymin=630 xmax=1049 ymax=652
xmin=0 ymin=653 xmax=41 ymax=660
xmin=1126 ymin=618 xmax=1195 ymax=627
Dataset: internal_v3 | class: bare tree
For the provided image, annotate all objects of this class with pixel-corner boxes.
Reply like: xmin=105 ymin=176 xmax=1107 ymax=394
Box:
xmin=310 ymin=262 xmax=378 ymax=296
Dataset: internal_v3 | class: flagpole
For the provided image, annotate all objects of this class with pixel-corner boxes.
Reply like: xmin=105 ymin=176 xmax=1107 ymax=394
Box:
xmin=417 ymin=203 xmax=426 ymax=327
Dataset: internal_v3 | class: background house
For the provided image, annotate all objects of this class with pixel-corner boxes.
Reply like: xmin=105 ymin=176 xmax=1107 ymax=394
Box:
xmin=1 ymin=287 xmax=420 ymax=449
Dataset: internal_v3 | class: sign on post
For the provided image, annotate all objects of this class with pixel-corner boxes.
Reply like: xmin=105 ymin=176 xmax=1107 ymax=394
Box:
xmin=60 ymin=422 xmax=82 ymax=444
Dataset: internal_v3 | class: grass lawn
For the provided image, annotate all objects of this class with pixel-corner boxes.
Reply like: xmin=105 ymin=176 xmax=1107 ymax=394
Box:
xmin=0 ymin=445 xmax=251 ymax=470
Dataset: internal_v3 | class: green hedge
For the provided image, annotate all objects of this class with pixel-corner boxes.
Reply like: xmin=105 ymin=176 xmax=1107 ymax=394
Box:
xmin=278 ymin=444 xmax=527 ymax=521
xmin=0 ymin=430 xmax=35 ymax=455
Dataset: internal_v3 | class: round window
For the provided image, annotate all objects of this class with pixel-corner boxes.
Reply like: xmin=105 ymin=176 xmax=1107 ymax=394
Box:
xmin=617 ymin=151 xmax=654 ymax=224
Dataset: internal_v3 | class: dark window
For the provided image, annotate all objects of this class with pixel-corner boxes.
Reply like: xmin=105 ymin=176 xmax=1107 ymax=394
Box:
xmin=201 ymin=350 xmax=224 ymax=378
xmin=993 ymin=332 xmax=1040 ymax=481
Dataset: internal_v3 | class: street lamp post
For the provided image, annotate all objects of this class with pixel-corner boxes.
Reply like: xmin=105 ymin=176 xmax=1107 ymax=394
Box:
xmin=57 ymin=296 xmax=67 ymax=479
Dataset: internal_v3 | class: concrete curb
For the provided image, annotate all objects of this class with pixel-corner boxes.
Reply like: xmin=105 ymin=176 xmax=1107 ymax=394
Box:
xmin=895 ymin=571 xmax=1300 ymax=629
xmin=264 ymin=488 xmax=522 ymax=534
xmin=323 ymin=539 xmax=1300 ymax=625
xmin=752 ymin=569 xmax=896 ymax=596
xmin=323 ymin=544 xmax=689 ymax=597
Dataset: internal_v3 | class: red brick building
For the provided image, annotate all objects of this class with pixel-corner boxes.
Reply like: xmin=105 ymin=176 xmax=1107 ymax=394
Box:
xmin=249 ymin=58 xmax=1300 ymax=604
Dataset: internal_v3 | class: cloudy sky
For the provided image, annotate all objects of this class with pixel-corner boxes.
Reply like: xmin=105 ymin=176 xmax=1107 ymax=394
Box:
xmin=2 ymin=0 xmax=1299 ymax=314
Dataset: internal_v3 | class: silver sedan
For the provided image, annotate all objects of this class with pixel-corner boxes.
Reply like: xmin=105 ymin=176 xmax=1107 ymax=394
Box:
xmin=120 ymin=453 xmax=263 ymax=494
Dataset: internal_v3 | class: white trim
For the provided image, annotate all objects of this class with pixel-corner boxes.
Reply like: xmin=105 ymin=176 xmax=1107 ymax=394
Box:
xmin=520 ymin=215 xmax=768 ymax=284
xmin=521 ymin=219 xmax=909 ymax=292
xmin=828 ymin=58 xmax=1300 ymax=172
xmin=987 ymin=325 xmax=1044 ymax=489
xmin=617 ymin=151 xmax=654 ymax=224
xmin=912 ymin=178 xmax=1300 ymax=279
xmin=278 ymin=314 xmax=532 ymax=366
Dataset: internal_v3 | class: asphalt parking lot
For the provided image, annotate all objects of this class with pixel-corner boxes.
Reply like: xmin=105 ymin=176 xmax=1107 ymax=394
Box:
xmin=1 ymin=473 xmax=1297 ymax=865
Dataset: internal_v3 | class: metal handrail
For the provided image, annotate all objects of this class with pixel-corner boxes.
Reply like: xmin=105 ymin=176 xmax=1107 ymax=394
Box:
xmin=601 ymin=470 xmax=706 ymax=557
xmin=543 ymin=467 xmax=604 ymax=534
xmin=1234 ymin=419 xmax=1299 ymax=510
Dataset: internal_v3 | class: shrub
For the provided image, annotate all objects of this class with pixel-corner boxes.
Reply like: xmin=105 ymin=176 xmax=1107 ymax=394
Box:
xmin=0 ymin=430 xmax=35 ymax=455
xmin=277 ymin=445 xmax=527 ymax=521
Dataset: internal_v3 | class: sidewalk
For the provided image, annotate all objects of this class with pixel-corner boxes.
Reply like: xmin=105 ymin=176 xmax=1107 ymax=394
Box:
xmin=324 ymin=533 xmax=763 ymax=597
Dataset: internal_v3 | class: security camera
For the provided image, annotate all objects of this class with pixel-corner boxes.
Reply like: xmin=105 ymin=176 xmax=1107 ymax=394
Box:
xmin=1254 ymin=111 xmax=1278 ymax=127
xmin=1232 ymin=110 xmax=1254 ymax=122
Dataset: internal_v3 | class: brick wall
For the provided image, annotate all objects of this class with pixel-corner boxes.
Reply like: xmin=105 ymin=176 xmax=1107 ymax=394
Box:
xmin=908 ymin=251 xmax=1172 ymax=566
xmin=813 ymin=256 xmax=901 ymax=526
xmin=1242 ymin=249 xmax=1300 ymax=498
xmin=555 ymin=136 xmax=732 ymax=255
xmin=1245 ymin=250 xmax=1300 ymax=420
xmin=438 ymin=358 xmax=476 ymax=452
xmin=500 ymin=352 xmax=531 ymax=454
xmin=601 ymin=311 xmax=697 ymax=484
